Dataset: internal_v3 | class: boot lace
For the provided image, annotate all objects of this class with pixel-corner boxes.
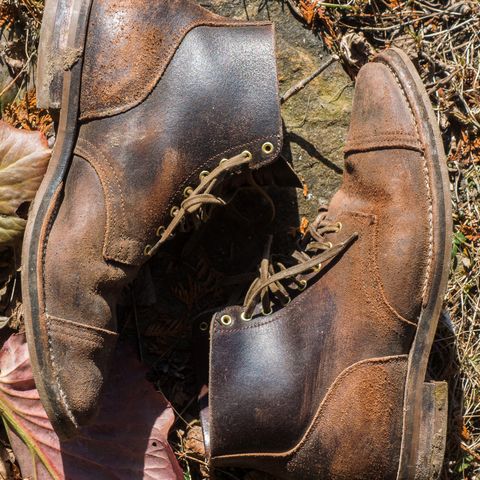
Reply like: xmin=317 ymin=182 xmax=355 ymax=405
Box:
xmin=144 ymin=150 xmax=255 ymax=257
xmin=240 ymin=211 xmax=358 ymax=320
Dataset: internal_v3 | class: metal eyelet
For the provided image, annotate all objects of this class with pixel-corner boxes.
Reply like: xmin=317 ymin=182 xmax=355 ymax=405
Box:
xmin=241 ymin=311 xmax=253 ymax=322
xmin=183 ymin=187 xmax=193 ymax=198
xmin=262 ymin=307 xmax=273 ymax=316
xmin=144 ymin=244 xmax=152 ymax=256
xmin=326 ymin=242 xmax=333 ymax=249
xmin=219 ymin=158 xmax=228 ymax=165
xmin=281 ymin=296 xmax=291 ymax=306
xmin=336 ymin=222 xmax=343 ymax=231
xmin=242 ymin=150 xmax=253 ymax=161
xmin=199 ymin=170 xmax=210 ymax=181
xmin=156 ymin=226 xmax=165 ymax=237
xmin=199 ymin=321 xmax=209 ymax=331
xmin=298 ymin=279 xmax=307 ymax=291
xmin=262 ymin=142 xmax=274 ymax=155
xmin=170 ymin=206 xmax=179 ymax=217
xmin=220 ymin=315 xmax=233 ymax=327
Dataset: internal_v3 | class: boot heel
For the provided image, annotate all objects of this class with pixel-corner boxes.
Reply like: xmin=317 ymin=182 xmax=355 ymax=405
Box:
xmin=414 ymin=381 xmax=448 ymax=480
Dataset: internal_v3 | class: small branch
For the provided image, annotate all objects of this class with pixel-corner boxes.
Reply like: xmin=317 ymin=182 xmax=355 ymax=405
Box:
xmin=281 ymin=56 xmax=338 ymax=104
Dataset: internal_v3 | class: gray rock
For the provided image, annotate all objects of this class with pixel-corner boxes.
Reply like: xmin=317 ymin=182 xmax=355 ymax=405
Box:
xmin=203 ymin=0 xmax=353 ymax=220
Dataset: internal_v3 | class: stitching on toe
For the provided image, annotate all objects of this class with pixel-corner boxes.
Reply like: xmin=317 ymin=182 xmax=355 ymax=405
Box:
xmin=379 ymin=61 xmax=434 ymax=305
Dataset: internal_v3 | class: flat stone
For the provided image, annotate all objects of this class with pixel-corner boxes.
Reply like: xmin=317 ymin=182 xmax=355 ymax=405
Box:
xmin=203 ymin=0 xmax=353 ymax=220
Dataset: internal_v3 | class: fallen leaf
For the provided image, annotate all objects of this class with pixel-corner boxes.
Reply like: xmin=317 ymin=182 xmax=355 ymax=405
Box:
xmin=0 ymin=333 xmax=183 ymax=480
xmin=302 ymin=182 xmax=309 ymax=198
xmin=184 ymin=425 xmax=205 ymax=458
xmin=299 ymin=217 xmax=310 ymax=236
xmin=0 ymin=121 xmax=51 ymax=246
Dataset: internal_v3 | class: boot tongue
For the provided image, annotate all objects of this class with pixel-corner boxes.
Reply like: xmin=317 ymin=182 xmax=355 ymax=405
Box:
xmin=344 ymin=61 xmax=422 ymax=155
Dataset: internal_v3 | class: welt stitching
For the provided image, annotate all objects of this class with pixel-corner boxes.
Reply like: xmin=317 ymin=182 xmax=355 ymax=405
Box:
xmin=349 ymin=132 xmax=421 ymax=139
xmin=81 ymin=20 xmax=272 ymax=121
xmin=380 ymin=60 xmax=434 ymax=303
xmin=41 ymin=190 xmax=78 ymax=424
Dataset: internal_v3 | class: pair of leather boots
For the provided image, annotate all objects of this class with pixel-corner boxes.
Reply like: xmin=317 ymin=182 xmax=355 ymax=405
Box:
xmin=23 ymin=0 xmax=452 ymax=478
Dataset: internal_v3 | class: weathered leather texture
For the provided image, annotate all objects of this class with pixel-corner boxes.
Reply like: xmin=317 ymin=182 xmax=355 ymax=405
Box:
xmin=75 ymin=24 xmax=282 ymax=265
xmin=42 ymin=155 xmax=133 ymax=425
xmin=209 ymin=212 xmax=416 ymax=456
xmin=80 ymin=0 xmax=263 ymax=120
xmin=207 ymin=56 xmax=444 ymax=477
xmin=213 ymin=356 xmax=408 ymax=480
xmin=38 ymin=1 xmax=282 ymax=431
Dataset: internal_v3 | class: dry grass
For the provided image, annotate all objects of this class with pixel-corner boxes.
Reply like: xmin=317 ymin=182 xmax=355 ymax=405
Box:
xmin=284 ymin=1 xmax=480 ymax=477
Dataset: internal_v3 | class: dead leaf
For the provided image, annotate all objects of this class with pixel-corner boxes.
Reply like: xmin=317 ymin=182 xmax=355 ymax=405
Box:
xmin=184 ymin=426 xmax=205 ymax=458
xmin=0 ymin=121 xmax=51 ymax=246
xmin=0 ymin=333 xmax=183 ymax=480
xmin=299 ymin=217 xmax=310 ymax=236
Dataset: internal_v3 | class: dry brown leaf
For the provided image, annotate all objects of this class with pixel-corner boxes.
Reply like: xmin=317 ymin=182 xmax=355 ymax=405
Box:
xmin=0 ymin=121 xmax=50 ymax=246
xmin=1 ymin=333 xmax=183 ymax=480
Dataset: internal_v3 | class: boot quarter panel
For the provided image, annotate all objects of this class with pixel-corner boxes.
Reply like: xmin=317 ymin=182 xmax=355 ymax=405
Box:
xmin=77 ymin=24 xmax=283 ymax=265
xmin=209 ymin=212 xmax=416 ymax=458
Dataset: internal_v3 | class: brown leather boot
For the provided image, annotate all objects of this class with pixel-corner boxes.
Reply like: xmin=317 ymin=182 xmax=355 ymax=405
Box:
xmin=204 ymin=48 xmax=451 ymax=479
xmin=22 ymin=0 xmax=283 ymax=439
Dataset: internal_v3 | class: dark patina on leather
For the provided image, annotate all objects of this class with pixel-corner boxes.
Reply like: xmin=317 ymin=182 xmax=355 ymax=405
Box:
xmin=204 ymin=49 xmax=451 ymax=480
xmin=76 ymin=22 xmax=282 ymax=265
xmin=26 ymin=0 xmax=283 ymax=438
xmin=80 ymin=0 xmax=271 ymax=121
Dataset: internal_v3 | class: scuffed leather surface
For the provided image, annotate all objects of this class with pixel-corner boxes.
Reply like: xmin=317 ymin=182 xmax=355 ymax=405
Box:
xmin=80 ymin=0 xmax=262 ymax=120
xmin=344 ymin=62 xmax=422 ymax=153
xmin=46 ymin=315 xmax=118 ymax=426
xmin=333 ymin=61 xmax=431 ymax=320
xmin=43 ymin=156 xmax=134 ymax=425
xmin=214 ymin=356 xmax=407 ymax=480
xmin=209 ymin=213 xmax=415 ymax=456
xmin=77 ymin=25 xmax=282 ymax=265
xmin=284 ymin=356 xmax=407 ymax=480
xmin=208 ymin=54 xmax=437 ymax=468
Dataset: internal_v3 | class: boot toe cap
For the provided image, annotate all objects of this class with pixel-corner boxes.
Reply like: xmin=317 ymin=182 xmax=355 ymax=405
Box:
xmin=45 ymin=315 xmax=118 ymax=432
xmin=345 ymin=60 xmax=422 ymax=154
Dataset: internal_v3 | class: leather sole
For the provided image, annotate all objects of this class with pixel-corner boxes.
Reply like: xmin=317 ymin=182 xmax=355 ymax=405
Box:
xmin=22 ymin=0 xmax=93 ymax=439
xmin=375 ymin=48 xmax=452 ymax=480
xmin=415 ymin=381 xmax=448 ymax=480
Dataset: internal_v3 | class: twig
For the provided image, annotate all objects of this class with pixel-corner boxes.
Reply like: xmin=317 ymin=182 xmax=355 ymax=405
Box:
xmin=281 ymin=56 xmax=338 ymax=104
xmin=0 ymin=52 xmax=34 ymax=99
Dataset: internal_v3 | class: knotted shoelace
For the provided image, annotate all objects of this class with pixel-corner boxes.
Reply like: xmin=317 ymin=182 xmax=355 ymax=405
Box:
xmin=145 ymin=150 xmax=254 ymax=257
xmin=241 ymin=211 xmax=358 ymax=319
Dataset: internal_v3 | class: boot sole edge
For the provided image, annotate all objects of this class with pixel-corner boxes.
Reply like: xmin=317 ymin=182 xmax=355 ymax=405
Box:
xmin=375 ymin=47 xmax=452 ymax=480
xmin=22 ymin=0 xmax=93 ymax=440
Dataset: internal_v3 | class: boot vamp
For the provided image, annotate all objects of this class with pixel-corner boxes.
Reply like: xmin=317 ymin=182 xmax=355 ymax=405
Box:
xmin=329 ymin=59 xmax=433 ymax=322
xmin=329 ymin=148 xmax=431 ymax=321
xmin=43 ymin=155 xmax=135 ymax=426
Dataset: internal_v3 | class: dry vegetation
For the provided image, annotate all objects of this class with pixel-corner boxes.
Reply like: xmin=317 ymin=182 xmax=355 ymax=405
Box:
xmin=0 ymin=0 xmax=478 ymax=479
xmin=285 ymin=1 xmax=480 ymax=478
